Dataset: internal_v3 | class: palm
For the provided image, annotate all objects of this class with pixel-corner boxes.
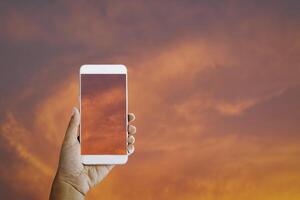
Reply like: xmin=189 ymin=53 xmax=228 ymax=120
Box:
xmin=58 ymin=138 xmax=113 ymax=194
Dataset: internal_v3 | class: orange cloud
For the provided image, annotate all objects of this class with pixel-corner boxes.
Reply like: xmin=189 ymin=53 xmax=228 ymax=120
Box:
xmin=0 ymin=1 xmax=300 ymax=200
xmin=0 ymin=113 xmax=52 ymax=177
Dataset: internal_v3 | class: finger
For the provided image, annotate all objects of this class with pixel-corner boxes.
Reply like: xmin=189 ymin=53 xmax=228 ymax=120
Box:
xmin=64 ymin=107 xmax=80 ymax=145
xmin=127 ymin=144 xmax=135 ymax=155
xmin=128 ymin=135 xmax=135 ymax=144
xmin=128 ymin=113 xmax=135 ymax=122
xmin=128 ymin=125 xmax=136 ymax=134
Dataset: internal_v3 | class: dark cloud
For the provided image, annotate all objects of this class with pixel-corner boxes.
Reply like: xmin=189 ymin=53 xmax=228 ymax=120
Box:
xmin=216 ymin=84 xmax=300 ymax=137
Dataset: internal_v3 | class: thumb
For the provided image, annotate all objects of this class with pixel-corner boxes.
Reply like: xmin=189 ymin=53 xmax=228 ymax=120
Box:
xmin=64 ymin=107 xmax=80 ymax=145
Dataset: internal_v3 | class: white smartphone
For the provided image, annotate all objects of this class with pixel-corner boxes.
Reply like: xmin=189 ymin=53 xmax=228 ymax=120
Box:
xmin=79 ymin=64 xmax=128 ymax=165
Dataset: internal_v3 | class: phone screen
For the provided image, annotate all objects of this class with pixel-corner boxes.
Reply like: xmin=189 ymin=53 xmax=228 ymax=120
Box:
xmin=81 ymin=74 xmax=126 ymax=155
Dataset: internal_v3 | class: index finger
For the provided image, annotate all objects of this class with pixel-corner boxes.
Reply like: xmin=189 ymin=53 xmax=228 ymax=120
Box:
xmin=128 ymin=113 xmax=135 ymax=122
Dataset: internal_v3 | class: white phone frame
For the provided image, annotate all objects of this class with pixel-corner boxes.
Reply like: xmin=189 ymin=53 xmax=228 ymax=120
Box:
xmin=80 ymin=64 xmax=128 ymax=165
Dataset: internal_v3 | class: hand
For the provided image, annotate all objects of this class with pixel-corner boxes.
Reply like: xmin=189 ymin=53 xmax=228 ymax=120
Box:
xmin=50 ymin=107 xmax=136 ymax=199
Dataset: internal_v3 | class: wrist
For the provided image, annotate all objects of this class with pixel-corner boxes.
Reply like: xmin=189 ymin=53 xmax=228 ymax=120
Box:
xmin=50 ymin=173 xmax=86 ymax=200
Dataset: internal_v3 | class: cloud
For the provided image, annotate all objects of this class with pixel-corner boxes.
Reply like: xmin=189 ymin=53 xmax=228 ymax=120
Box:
xmin=0 ymin=1 xmax=300 ymax=200
xmin=0 ymin=113 xmax=51 ymax=176
xmin=0 ymin=112 xmax=53 ymax=199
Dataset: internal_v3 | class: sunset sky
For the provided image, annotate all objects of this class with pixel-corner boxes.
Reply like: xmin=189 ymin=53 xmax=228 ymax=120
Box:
xmin=81 ymin=74 xmax=126 ymax=155
xmin=0 ymin=1 xmax=299 ymax=199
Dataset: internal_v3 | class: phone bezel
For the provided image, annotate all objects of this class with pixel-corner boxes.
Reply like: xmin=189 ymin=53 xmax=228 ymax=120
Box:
xmin=79 ymin=64 xmax=128 ymax=165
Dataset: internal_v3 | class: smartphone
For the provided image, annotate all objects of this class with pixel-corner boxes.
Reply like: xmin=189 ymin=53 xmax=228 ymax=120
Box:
xmin=80 ymin=64 xmax=128 ymax=164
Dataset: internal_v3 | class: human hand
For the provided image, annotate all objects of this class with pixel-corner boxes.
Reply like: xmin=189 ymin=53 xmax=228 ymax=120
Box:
xmin=50 ymin=107 xmax=136 ymax=199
